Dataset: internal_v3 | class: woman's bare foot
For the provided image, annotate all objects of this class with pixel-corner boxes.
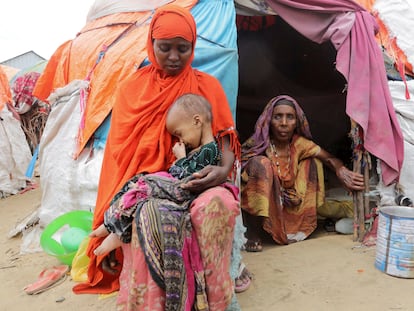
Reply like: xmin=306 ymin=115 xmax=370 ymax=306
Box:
xmin=89 ymin=224 xmax=110 ymax=238
xmin=93 ymin=233 xmax=123 ymax=256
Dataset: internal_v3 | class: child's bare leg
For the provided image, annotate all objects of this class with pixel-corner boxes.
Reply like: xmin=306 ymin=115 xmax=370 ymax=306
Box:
xmin=93 ymin=233 xmax=123 ymax=256
xmin=89 ymin=224 xmax=109 ymax=238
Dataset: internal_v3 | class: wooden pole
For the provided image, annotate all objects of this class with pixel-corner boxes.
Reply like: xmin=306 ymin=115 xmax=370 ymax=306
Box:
xmin=350 ymin=120 xmax=370 ymax=242
xmin=363 ymin=152 xmax=371 ymax=220
xmin=352 ymin=151 xmax=360 ymax=242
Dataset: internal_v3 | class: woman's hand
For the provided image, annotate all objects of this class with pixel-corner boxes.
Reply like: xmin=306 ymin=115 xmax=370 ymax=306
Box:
xmin=336 ymin=166 xmax=365 ymax=191
xmin=180 ymin=165 xmax=228 ymax=193
xmin=181 ymin=135 xmax=234 ymax=193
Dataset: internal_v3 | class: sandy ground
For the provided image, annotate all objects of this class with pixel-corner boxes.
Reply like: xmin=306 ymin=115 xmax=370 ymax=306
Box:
xmin=1 ymin=184 xmax=414 ymax=311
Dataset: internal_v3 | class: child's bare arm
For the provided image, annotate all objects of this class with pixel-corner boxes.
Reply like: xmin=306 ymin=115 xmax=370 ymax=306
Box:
xmin=89 ymin=223 xmax=110 ymax=238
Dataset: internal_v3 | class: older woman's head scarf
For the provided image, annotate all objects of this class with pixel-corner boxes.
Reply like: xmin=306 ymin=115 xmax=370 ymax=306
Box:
xmin=147 ymin=4 xmax=196 ymax=71
xmin=241 ymin=95 xmax=312 ymax=167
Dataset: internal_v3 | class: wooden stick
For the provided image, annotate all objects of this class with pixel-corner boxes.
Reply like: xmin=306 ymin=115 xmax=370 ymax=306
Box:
xmin=353 ymin=151 xmax=362 ymax=241
xmin=363 ymin=152 xmax=371 ymax=220
xmin=358 ymin=190 xmax=366 ymax=241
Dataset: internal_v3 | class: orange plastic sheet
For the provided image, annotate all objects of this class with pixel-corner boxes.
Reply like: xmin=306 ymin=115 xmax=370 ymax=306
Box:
xmin=0 ymin=66 xmax=12 ymax=111
xmin=33 ymin=0 xmax=196 ymax=157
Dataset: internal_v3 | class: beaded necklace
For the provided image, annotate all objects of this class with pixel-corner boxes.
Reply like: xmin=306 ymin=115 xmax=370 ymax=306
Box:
xmin=270 ymin=142 xmax=291 ymax=180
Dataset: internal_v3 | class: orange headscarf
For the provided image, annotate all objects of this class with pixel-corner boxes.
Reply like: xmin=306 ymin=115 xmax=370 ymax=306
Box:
xmin=151 ymin=7 xmax=194 ymax=42
xmin=74 ymin=4 xmax=238 ymax=294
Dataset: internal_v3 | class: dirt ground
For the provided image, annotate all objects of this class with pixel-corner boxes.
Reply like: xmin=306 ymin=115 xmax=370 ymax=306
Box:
xmin=1 ymin=184 xmax=413 ymax=311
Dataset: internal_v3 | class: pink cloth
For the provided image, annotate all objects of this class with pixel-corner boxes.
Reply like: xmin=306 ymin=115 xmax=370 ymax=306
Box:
xmin=266 ymin=0 xmax=404 ymax=185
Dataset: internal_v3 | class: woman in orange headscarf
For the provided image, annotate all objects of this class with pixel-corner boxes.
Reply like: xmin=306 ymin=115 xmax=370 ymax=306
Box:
xmin=74 ymin=4 xmax=240 ymax=311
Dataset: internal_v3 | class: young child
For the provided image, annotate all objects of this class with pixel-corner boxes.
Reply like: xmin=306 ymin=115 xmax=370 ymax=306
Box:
xmin=90 ymin=93 xmax=221 ymax=255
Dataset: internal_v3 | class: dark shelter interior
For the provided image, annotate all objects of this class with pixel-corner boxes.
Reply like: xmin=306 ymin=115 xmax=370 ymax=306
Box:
xmin=235 ymin=15 xmax=354 ymax=172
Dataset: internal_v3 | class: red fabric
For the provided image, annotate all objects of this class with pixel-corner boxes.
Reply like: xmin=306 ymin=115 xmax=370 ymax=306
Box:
xmin=73 ymin=4 xmax=238 ymax=294
xmin=362 ymin=213 xmax=378 ymax=247
xmin=265 ymin=0 xmax=404 ymax=185
xmin=12 ymin=72 xmax=41 ymax=109
xmin=236 ymin=15 xmax=277 ymax=31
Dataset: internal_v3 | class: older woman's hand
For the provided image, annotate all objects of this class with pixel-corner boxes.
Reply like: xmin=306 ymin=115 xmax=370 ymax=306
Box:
xmin=336 ymin=166 xmax=365 ymax=191
xmin=180 ymin=165 xmax=228 ymax=193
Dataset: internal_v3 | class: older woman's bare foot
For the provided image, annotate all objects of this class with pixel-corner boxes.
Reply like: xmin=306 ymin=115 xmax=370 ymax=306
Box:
xmin=93 ymin=233 xmax=122 ymax=256
xmin=89 ymin=224 xmax=109 ymax=238
xmin=244 ymin=238 xmax=263 ymax=252
xmin=242 ymin=212 xmax=264 ymax=252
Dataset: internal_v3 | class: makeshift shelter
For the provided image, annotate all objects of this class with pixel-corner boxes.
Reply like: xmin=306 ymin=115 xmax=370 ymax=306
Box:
xmin=28 ymin=0 xmax=410 ymax=248
xmin=237 ymin=0 xmax=404 ymax=182
xmin=0 ymin=66 xmax=32 ymax=198
xmin=234 ymin=0 xmax=414 ymax=241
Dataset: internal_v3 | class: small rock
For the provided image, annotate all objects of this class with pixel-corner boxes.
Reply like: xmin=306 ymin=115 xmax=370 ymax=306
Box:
xmin=55 ymin=297 xmax=65 ymax=303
